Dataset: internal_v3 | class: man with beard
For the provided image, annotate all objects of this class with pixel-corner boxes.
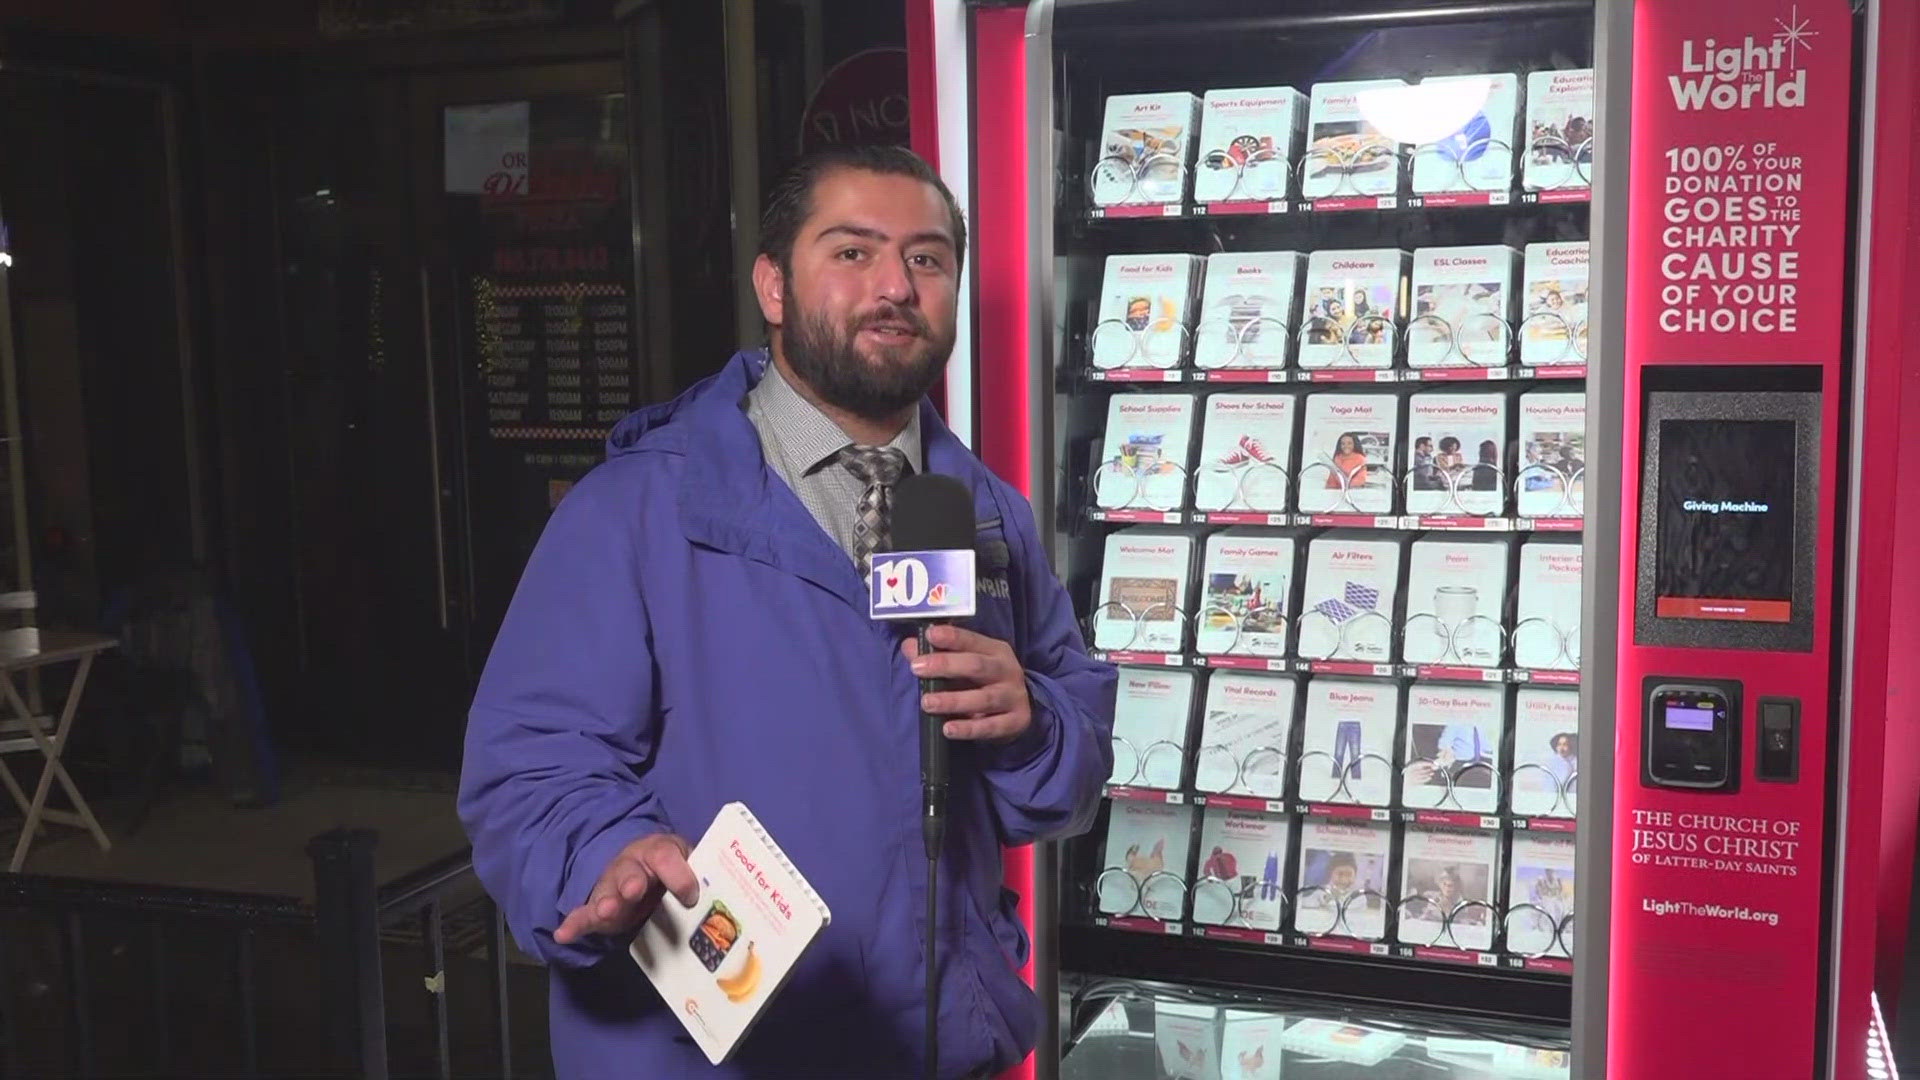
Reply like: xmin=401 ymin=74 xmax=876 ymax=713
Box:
xmin=458 ymin=145 xmax=1117 ymax=1080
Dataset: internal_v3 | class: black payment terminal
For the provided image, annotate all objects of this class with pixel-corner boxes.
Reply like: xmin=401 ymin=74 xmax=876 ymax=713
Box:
xmin=1643 ymin=679 xmax=1740 ymax=792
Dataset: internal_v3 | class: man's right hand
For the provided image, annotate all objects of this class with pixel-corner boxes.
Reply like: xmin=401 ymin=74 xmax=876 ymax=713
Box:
xmin=553 ymin=832 xmax=699 ymax=945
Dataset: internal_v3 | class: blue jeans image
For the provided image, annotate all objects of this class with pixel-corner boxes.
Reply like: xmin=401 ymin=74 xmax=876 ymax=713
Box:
xmin=1332 ymin=718 xmax=1364 ymax=779
xmin=1261 ymin=852 xmax=1281 ymax=901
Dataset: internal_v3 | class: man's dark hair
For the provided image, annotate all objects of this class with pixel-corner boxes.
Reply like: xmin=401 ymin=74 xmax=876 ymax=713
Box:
xmin=758 ymin=144 xmax=967 ymax=277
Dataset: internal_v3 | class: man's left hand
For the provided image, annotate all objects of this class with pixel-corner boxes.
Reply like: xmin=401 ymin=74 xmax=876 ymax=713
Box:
xmin=903 ymin=624 xmax=1032 ymax=744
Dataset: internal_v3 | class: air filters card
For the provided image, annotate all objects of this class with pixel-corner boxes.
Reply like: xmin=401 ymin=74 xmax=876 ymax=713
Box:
xmin=1512 ymin=687 xmax=1580 ymax=818
xmin=1095 ymin=530 xmax=1195 ymax=653
xmin=1195 ymin=672 xmax=1297 ymax=797
xmin=1408 ymin=246 xmax=1520 ymax=369
xmin=1109 ymin=667 xmax=1198 ymax=789
xmin=1300 ymin=249 xmax=1407 ymax=370
xmin=1506 ymin=833 xmax=1576 ymax=958
xmin=1396 ymin=826 xmax=1500 ymax=952
xmin=1193 ymin=806 xmax=1292 ymax=931
xmin=1154 ymin=1001 xmax=1223 ymax=1080
xmin=1402 ymin=683 xmax=1506 ymax=814
xmin=1298 ymin=677 xmax=1401 ymax=807
xmin=1402 ymin=536 xmax=1512 ymax=667
xmin=1302 ymin=80 xmax=1407 ymax=199
xmin=1410 ymin=73 xmax=1520 ymax=195
xmin=1091 ymin=254 xmax=1200 ymax=370
xmin=1197 ymin=529 xmax=1295 ymax=658
xmin=1517 ymin=390 xmax=1586 ymax=517
xmin=1194 ymin=252 xmax=1304 ymax=371
xmin=1523 ymin=69 xmax=1595 ymax=192
xmin=1097 ymin=799 xmax=1194 ymax=920
xmin=1298 ymin=393 xmax=1399 ymax=514
xmin=1406 ymin=391 xmax=1509 ymax=516
xmin=1091 ymin=92 xmax=1202 ymax=207
xmin=1515 ymin=539 xmax=1582 ymax=671
xmin=1297 ymin=531 xmax=1403 ymax=663
xmin=1292 ymin=819 xmax=1393 ymax=942
xmin=1095 ymin=393 xmax=1197 ymax=510
xmin=1194 ymin=393 xmax=1298 ymax=511
xmin=1193 ymin=87 xmax=1306 ymax=205
xmin=1521 ymin=241 xmax=1590 ymax=366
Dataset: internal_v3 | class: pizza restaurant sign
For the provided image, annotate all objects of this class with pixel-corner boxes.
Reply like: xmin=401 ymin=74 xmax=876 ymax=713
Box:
xmin=799 ymin=47 xmax=911 ymax=152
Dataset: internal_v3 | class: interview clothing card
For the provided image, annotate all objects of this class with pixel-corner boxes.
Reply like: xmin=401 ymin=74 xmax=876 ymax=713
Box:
xmin=1405 ymin=391 xmax=1509 ymax=516
xmin=629 ymin=803 xmax=831 ymax=1066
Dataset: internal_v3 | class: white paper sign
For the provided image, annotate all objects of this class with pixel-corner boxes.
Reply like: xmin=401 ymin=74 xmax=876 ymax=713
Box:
xmin=445 ymin=102 xmax=530 ymax=195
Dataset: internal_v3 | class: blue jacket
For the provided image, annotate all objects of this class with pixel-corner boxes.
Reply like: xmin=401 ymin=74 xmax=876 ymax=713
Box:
xmin=458 ymin=350 xmax=1117 ymax=1079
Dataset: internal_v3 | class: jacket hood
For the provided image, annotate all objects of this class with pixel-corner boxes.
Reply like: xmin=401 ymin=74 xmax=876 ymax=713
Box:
xmin=605 ymin=349 xmax=765 ymax=458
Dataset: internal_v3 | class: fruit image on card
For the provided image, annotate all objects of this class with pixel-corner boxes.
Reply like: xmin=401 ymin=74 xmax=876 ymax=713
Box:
xmin=691 ymin=900 xmax=741 ymax=972
xmin=714 ymin=941 xmax=762 ymax=1004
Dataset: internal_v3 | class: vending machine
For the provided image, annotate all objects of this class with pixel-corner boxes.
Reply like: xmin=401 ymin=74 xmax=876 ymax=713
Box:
xmin=908 ymin=0 xmax=1920 ymax=1077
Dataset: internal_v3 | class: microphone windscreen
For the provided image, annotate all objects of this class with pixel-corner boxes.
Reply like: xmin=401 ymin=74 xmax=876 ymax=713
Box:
xmin=891 ymin=473 xmax=977 ymax=552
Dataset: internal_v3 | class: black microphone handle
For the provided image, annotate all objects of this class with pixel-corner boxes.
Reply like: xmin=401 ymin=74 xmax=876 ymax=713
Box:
xmin=917 ymin=622 xmax=949 ymax=862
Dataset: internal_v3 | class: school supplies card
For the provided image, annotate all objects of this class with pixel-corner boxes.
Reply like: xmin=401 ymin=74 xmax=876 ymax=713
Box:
xmin=630 ymin=803 xmax=831 ymax=1065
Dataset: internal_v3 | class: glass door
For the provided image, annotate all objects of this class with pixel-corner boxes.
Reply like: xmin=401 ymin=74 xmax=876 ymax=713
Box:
xmin=1025 ymin=2 xmax=1597 ymax=1075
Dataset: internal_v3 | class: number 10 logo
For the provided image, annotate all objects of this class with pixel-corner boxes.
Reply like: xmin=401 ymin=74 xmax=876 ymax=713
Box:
xmin=868 ymin=549 xmax=975 ymax=620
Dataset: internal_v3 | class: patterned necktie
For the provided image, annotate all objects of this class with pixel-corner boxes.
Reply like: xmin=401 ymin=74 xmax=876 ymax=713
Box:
xmin=837 ymin=445 xmax=909 ymax=576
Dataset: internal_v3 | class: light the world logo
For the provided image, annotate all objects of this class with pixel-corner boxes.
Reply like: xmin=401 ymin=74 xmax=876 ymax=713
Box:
xmin=1669 ymin=6 xmax=1818 ymax=111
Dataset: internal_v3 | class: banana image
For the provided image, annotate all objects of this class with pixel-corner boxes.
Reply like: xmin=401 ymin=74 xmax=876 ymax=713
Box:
xmin=715 ymin=941 xmax=762 ymax=1003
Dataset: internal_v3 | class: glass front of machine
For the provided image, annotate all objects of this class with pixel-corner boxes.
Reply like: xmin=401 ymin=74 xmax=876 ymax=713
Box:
xmin=1027 ymin=2 xmax=1598 ymax=1075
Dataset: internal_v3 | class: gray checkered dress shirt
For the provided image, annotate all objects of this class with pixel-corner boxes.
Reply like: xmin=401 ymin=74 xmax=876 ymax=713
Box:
xmin=744 ymin=357 xmax=922 ymax=564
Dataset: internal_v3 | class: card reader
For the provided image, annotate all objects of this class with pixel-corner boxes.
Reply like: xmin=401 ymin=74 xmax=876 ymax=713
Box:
xmin=1642 ymin=679 xmax=1741 ymax=792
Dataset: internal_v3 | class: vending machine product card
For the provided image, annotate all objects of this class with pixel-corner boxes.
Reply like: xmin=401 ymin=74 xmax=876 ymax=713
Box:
xmin=1506 ymin=833 xmax=1576 ymax=958
xmin=1193 ymin=806 xmax=1292 ymax=932
xmin=1517 ymin=390 xmax=1586 ymax=517
xmin=1523 ymin=69 xmax=1595 ymax=193
xmin=1155 ymin=1002 xmax=1223 ymax=1080
xmin=1512 ymin=687 xmax=1581 ymax=818
xmin=1402 ymin=536 xmax=1512 ymax=667
xmin=1194 ymin=393 xmax=1297 ymax=511
xmin=1194 ymin=252 xmax=1305 ymax=371
xmin=1197 ymin=529 xmax=1296 ymax=658
xmin=1395 ymin=826 xmax=1501 ymax=952
xmin=1195 ymin=672 xmax=1298 ymax=797
xmin=1095 ymin=393 xmax=1198 ymax=511
xmin=1095 ymin=530 xmax=1195 ymax=653
xmin=1292 ymin=820 xmax=1393 ymax=941
xmin=1402 ymin=683 xmax=1507 ymax=814
xmin=1090 ymin=254 xmax=1201 ymax=370
xmin=1406 ymin=391 xmax=1509 ymax=516
xmin=1192 ymin=86 xmax=1306 ymax=205
xmin=1297 ymin=531 xmax=1403 ymax=662
xmin=1097 ymin=799 xmax=1196 ymax=921
xmin=1220 ymin=1009 xmax=1286 ymax=1080
xmin=1520 ymin=241 xmax=1590 ymax=366
xmin=629 ymin=803 xmax=831 ymax=1066
xmin=1280 ymin=1019 xmax=1408 ymax=1067
xmin=1410 ymin=73 xmax=1521 ymax=195
xmin=1514 ymin=539 xmax=1582 ymax=671
xmin=1298 ymin=678 xmax=1401 ymax=807
xmin=1298 ymin=393 xmax=1399 ymax=514
xmin=1109 ymin=667 xmax=1199 ymax=789
xmin=1299 ymin=249 xmax=1408 ymax=370
xmin=1408 ymin=246 xmax=1520 ymax=369
xmin=1302 ymin=80 xmax=1408 ymax=200
xmin=1091 ymin=92 xmax=1203 ymax=207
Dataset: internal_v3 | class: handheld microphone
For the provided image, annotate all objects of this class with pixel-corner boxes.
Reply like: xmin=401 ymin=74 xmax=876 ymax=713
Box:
xmin=867 ymin=471 xmax=976 ymax=1080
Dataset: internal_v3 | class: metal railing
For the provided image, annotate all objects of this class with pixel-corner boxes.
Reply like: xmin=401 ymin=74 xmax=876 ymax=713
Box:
xmin=0 ymin=828 xmax=515 ymax=1079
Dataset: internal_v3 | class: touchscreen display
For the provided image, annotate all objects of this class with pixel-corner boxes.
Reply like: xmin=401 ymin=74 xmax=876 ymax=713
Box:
xmin=1663 ymin=704 xmax=1716 ymax=732
xmin=1653 ymin=419 xmax=1796 ymax=623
